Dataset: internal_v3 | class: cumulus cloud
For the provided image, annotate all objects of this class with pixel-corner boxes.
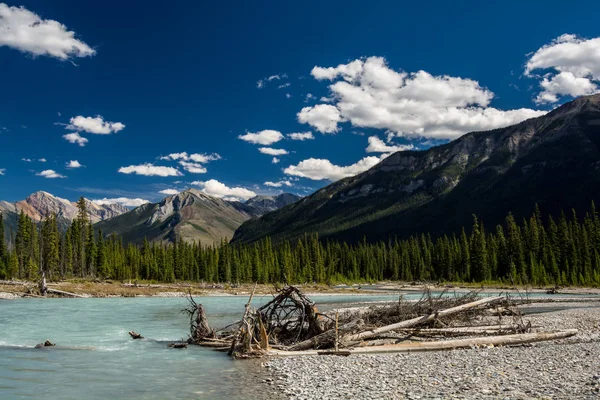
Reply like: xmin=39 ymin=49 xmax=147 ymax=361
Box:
xmin=272 ymin=157 xmax=280 ymax=164
xmin=191 ymin=179 xmax=257 ymax=201
xmin=21 ymin=158 xmax=31 ymax=162
xmin=301 ymin=56 xmax=544 ymax=139
xmin=36 ymin=169 xmax=65 ymax=179
xmin=287 ymin=131 xmax=314 ymax=141
xmin=258 ymin=147 xmax=288 ymax=156
xmin=179 ymin=161 xmax=207 ymax=174
xmin=264 ymin=180 xmax=293 ymax=188
xmin=66 ymin=160 xmax=83 ymax=169
xmin=366 ymin=136 xmax=415 ymax=153
xmin=525 ymin=34 xmax=600 ymax=104
xmin=297 ymin=104 xmax=343 ymax=134
xmin=238 ymin=130 xmax=284 ymax=145
xmin=0 ymin=3 xmax=95 ymax=60
xmin=159 ymin=189 xmax=179 ymax=196
xmin=66 ymin=115 xmax=125 ymax=135
xmin=93 ymin=197 xmax=149 ymax=207
xmin=38 ymin=158 xmax=46 ymax=162
xmin=118 ymin=163 xmax=182 ymax=177
xmin=63 ymin=132 xmax=88 ymax=146
xmin=284 ymin=156 xmax=382 ymax=181
xmin=0 ymin=168 xmax=5 ymax=175
xmin=277 ymin=82 xmax=291 ymax=89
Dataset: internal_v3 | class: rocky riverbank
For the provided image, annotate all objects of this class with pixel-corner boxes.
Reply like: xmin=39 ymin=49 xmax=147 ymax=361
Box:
xmin=263 ymin=302 xmax=600 ymax=399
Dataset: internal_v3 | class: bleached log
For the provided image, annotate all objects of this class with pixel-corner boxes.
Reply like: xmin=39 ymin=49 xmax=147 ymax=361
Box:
xmin=269 ymin=329 xmax=577 ymax=356
xmin=288 ymin=319 xmax=365 ymax=351
xmin=342 ymin=296 xmax=505 ymax=343
xmin=228 ymin=283 xmax=257 ymax=355
xmin=46 ymin=288 xmax=86 ymax=298
xmin=403 ymin=325 xmax=522 ymax=335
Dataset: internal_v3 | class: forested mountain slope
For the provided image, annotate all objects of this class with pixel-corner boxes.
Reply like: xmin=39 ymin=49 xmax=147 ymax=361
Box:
xmin=233 ymin=94 xmax=600 ymax=244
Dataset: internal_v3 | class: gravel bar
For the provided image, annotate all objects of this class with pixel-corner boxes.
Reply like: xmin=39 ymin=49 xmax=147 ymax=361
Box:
xmin=263 ymin=302 xmax=600 ymax=400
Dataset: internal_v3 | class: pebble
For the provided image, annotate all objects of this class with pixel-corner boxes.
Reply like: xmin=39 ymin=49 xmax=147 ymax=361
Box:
xmin=261 ymin=301 xmax=600 ymax=399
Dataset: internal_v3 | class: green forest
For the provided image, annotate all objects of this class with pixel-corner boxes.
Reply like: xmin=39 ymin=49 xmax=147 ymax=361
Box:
xmin=1 ymin=198 xmax=600 ymax=286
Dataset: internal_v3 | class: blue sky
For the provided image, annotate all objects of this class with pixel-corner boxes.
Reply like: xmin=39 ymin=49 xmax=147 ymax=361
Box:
xmin=1 ymin=0 xmax=599 ymax=206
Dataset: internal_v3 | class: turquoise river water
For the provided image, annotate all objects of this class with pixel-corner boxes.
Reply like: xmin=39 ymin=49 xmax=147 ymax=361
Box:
xmin=0 ymin=293 xmax=404 ymax=400
xmin=2 ymin=291 xmax=595 ymax=399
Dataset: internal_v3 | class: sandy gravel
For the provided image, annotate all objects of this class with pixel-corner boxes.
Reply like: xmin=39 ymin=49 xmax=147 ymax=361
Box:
xmin=263 ymin=302 xmax=600 ymax=400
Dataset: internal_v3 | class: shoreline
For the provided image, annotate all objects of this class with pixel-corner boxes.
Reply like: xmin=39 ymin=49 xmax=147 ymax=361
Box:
xmin=262 ymin=301 xmax=600 ymax=399
xmin=2 ymin=280 xmax=600 ymax=300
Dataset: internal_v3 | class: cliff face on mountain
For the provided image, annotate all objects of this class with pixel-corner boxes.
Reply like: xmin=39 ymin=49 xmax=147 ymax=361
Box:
xmin=0 ymin=191 xmax=128 ymax=236
xmin=232 ymin=94 xmax=600 ymax=244
xmin=94 ymin=190 xmax=301 ymax=244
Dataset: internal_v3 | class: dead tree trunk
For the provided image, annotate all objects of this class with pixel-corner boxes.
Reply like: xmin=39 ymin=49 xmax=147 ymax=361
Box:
xmin=342 ymin=296 xmax=504 ymax=344
xmin=270 ymin=329 xmax=578 ymax=356
xmin=228 ymin=283 xmax=257 ymax=356
xmin=289 ymin=319 xmax=365 ymax=351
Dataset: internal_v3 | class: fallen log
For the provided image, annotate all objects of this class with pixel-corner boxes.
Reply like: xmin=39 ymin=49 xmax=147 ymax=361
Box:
xmin=401 ymin=324 xmax=524 ymax=336
xmin=46 ymin=288 xmax=86 ymax=298
xmin=288 ymin=319 xmax=365 ymax=351
xmin=198 ymin=341 xmax=233 ymax=348
xmin=342 ymin=296 xmax=504 ymax=344
xmin=269 ymin=329 xmax=577 ymax=356
xmin=168 ymin=343 xmax=188 ymax=349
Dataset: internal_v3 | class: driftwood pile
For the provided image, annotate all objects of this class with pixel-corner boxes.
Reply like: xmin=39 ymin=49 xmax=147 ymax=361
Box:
xmin=185 ymin=285 xmax=577 ymax=358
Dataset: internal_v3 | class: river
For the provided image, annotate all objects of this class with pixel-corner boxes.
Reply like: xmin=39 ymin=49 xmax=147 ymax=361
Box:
xmin=0 ymin=293 xmax=403 ymax=400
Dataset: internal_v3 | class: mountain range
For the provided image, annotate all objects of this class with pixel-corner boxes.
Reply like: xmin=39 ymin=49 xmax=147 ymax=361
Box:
xmin=232 ymin=94 xmax=600 ymax=244
xmin=94 ymin=190 xmax=300 ymax=244
xmin=0 ymin=191 xmax=128 ymax=234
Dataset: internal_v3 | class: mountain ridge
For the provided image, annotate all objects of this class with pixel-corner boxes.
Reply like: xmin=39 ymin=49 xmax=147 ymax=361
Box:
xmin=94 ymin=189 xmax=301 ymax=245
xmin=232 ymin=94 xmax=600 ymax=245
xmin=0 ymin=191 xmax=129 ymax=235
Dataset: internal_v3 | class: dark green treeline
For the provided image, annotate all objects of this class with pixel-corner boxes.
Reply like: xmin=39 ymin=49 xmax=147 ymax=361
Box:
xmin=1 ymin=199 xmax=600 ymax=286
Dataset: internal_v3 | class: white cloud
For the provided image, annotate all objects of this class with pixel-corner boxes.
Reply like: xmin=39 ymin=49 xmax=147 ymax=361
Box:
xmin=159 ymin=189 xmax=179 ymax=196
xmin=257 ymin=74 xmax=287 ymax=89
xmin=191 ymin=179 xmax=257 ymax=201
xmin=287 ymin=131 xmax=314 ymax=141
xmin=258 ymin=147 xmax=288 ymax=156
xmin=305 ymin=93 xmax=315 ymax=102
xmin=189 ymin=153 xmax=221 ymax=163
xmin=302 ymin=56 xmax=544 ymax=139
xmin=118 ymin=163 xmax=182 ymax=177
xmin=284 ymin=156 xmax=382 ymax=181
xmin=297 ymin=104 xmax=343 ymax=134
xmin=93 ymin=197 xmax=149 ymax=207
xmin=264 ymin=180 xmax=293 ymax=188
xmin=525 ymin=34 xmax=600 ymax=104
xmin=66 ymin=115 xmax=125 ymax=134
xmin=277 ymin=82 xmax=291 ymax=89
xmin=272 ymin=157 xmax=280 ymax=164
xmin=36 ymin=169 xmax=65 ymax=179
xmin=179 ymin=161 xmax=207 ymax=174
xmin=21 ymin=158 xmax=32 ymax=162
xmin=159 ymin=152 xmax=189 ymax=161
xmin=38 ymin=158 xmax=46 ymax=162
xmin=63 ymin=132 xmax=88 ymax=146
xmin=366 ymin=136 xmax=414 ymax=153
xmin=285 ymin=93 xmax=292 ymax=99
xmin=238 ymin=130 xmax=284 ymax=145
xmin=0 ymin=168 xmax=5 ymax=175
xmin=66 ymin=160 xmax=83 ymax=169
xmin=0 ymin=3 xmax=95 ymax=60
xmin=159 ymin=152 xmax=221 ymax=163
